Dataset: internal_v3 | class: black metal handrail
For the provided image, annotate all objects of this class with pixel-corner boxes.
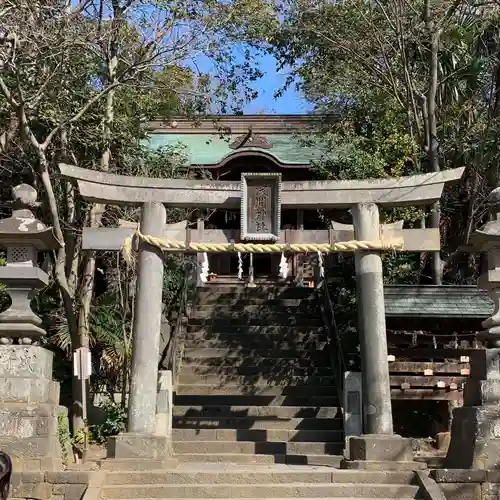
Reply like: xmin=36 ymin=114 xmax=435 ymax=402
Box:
xmin=316 ymin=259 xmax=346 ymax=406
xmin=164 ymin=259 xmax=192 ymax=388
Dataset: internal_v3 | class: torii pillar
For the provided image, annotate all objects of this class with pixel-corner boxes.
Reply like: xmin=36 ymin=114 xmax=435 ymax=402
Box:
xmin=342 ymin=203 xmax=415 ymax=469
xmin=107 ymin=202 xmax=177 ymax=468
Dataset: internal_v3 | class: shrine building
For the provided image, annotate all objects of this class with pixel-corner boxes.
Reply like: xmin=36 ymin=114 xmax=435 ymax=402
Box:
xmin=145 ymin=114 xmax=327 ymax=283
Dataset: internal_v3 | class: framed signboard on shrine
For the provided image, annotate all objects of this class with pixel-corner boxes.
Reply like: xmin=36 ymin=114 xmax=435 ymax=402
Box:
xmin=240 ymin=172 xmax=282 ymax=241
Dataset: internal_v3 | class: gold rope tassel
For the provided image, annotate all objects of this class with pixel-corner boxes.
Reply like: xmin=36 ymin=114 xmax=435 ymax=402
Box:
xmin=122 ymin=229 xmax=404 ymax=266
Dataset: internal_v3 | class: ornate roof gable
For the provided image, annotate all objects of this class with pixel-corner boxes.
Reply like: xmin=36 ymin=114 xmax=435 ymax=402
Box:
xmin=229 ymin=128 xmax=272 ymax=150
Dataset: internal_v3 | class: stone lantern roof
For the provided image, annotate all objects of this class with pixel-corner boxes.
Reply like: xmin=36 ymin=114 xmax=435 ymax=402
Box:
xmin=468 ymin=187 xmax=500 ymax=252
xmin=0 ymin=184 xmax=60 ymax=251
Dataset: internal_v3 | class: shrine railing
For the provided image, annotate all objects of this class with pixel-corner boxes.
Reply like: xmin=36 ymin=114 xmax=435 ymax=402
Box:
xmin=316 ymin=259 xmax=346 ymax=406
xmin=163 ymin=259 xmax=193 ymax=388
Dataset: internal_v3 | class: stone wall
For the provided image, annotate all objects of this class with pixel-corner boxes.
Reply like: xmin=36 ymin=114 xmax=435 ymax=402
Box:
xmin=0 ymin=346 xmax=64 ymax=471
xmin=10 ymin=472 xmax=90 ymax=500
xmin=432 ymin=469 xmax=500 ymax=500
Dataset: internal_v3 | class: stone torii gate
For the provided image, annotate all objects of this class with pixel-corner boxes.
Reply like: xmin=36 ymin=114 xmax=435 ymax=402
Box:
xmin=60 ymin=163 xmax=464 ymax=466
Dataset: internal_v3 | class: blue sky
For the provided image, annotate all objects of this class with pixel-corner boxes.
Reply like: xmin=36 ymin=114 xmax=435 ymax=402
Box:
xmin=242 ymin=54 xmax=312 ymax=114
xmin=193 ymin=47 xmax=312 ymax=115
xmin=91 ymin=2 xmax=309 ymax=115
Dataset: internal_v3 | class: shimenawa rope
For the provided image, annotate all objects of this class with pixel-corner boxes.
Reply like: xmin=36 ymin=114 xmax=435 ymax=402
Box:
xmin=122 ymin=229 xmax=403 ymax=266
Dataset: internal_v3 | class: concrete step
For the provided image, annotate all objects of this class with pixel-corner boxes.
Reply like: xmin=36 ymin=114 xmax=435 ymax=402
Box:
xmin=190 ymin=305 xmax=319 ymax=318
xmin=179 ymin=365 xmax=334 ymax=377
xmin=172 ymin=405 xmax=342 ymax=419
xmin=176 ymin=384 xmax=337 ymax=397
xmin=172 ymin=429 xmax=344 ymax=442
xmin=105 ymin=497 xmax=419 ymax=500
xmin=172 ymin=440 xmax=344 ymax=455
xmin=193 ymin=299 xmax=309 ymax=307
xmin=173 ymin=395 xmax=339 ymax=407
xmin=193 ymin=287 xmax=315 ymax=302
xmin=189 ymin=314 xmax=321 ymax=323
xmin=183 ymin=348 xmax=328 ymax=359
xmin=101 ymin=483 xmax=420 ymax=499
xmin=177 ymin=374 xmax=336 ymax=386
xmin=103 ymin=468 xmax=416 ymax=485
xmin=182 ymin=358 xmax=331 ymax=370
xmin=173 ymin=416 xmax=342 ymax=430
xmin=193 ymin=299 xmax=314 ymax=308
xmin=187 ymin=325 xmax=325 ymax=335
xmin=174 ymin=454 xmax=344 ymax=467
xmin=196 ymin=289 xmax=314 ymax=297
xmin=181 ymin=358 xmax=330 ymax=369
xmin=103 ymin=468 xmax=337 ymax=485
xmin=183 ymin=338 xmax=327 ymax=350
xmin=184 ymin=331 xmax=325 ymax=341
xmin=188 ymin=316 xmax=323 ymax=327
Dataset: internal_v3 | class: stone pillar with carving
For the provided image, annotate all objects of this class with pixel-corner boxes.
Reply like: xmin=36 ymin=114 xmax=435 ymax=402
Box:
xmin=0 ymin=184 xmax=63 ymax=471
xmin=446 ymin=187 xmax=500 ymax=470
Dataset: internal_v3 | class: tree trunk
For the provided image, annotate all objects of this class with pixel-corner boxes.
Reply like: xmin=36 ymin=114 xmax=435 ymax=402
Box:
xmin=37 ymin=158 xmax=79 ymax=338
xmin=75 ymin=40 xmax=118 ymax=435
xmin=425 ymin=0 xmax=442 ymax=285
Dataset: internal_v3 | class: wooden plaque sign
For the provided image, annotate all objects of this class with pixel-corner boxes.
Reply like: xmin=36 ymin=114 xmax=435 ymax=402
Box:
xmin=240 ymin=172 xmax=281 ymax=241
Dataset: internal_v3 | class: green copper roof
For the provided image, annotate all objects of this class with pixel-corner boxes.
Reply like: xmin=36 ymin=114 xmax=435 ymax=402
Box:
xmin=145 ymin=134 xmax=321 ymax=166
xmin=384 ymin=285 xmax=492 ymax=318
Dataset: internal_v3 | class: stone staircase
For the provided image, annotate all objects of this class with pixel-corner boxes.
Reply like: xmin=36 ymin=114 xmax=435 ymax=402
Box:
xmin=172 ymin=285 xmax=344 ymax=466
xmin=97 ymin=285 xmax=425 ymax=500
xmin=98 ymin=465 xmax=424 ymax=499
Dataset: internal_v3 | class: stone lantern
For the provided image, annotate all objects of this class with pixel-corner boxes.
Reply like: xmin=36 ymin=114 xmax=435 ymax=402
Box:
xmin=445 ymin=186 xmax=500 ymax=471
xmin=468 ymin=186 xmax=500 ymax=347
xmin=0 ymin=184 xmax=64 ymax=471
xmin=0 ymin=184 xmax=59 ymax=344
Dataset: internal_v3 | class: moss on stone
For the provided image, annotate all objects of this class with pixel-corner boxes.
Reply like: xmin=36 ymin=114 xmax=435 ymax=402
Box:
xmin=57 ymin=411 xmax=72 ymax=465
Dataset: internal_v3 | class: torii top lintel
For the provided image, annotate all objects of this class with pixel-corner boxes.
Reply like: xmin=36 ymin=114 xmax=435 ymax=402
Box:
xmin=59 ymin=163 xmax=465 ymax=209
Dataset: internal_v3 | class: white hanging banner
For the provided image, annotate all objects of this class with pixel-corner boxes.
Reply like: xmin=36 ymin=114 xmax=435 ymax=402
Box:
xmin=73 ymin=347 xmax=91 ymax=433
xmin=278 ymin=252 xmax=289 ymax=279
xmin=317 ymin=251 xmax=324 ymax=278
xmin=200 ymin=252 xmax=209 ymax=283
xmin=73 ymin=347 xmax=92 ymax=380
xmin=237 ymin=252 xmax=243 ymax=280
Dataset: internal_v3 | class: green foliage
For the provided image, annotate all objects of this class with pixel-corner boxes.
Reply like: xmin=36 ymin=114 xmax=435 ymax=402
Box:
xmin=72 ymin=427 xmax=89 ymax=454
xmin=270 ymin=0 xmax=500 ymax=283
xmin=57 ymin=412 xmax=72 ymax=465
xmin=264 ymin=0 xmax=500 ymax=381
xmin=90 ymin=293 xmax=133 ymax=385
xmin=89 ymin=401 xmax=127 ymax=445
